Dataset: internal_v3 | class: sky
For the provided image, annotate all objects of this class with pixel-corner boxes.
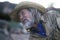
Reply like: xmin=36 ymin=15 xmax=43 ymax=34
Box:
xmin=0 ymin=0 xmax=60 ymax=8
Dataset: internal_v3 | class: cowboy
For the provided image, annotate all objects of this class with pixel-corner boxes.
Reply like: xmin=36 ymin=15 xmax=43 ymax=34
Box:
xmin=10 ymin=1 xmax=47 ymax=40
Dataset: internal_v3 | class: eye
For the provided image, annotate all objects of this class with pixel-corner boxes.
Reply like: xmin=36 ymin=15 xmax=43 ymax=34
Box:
xmin=21 ymin=11 xmax=24 ymax=15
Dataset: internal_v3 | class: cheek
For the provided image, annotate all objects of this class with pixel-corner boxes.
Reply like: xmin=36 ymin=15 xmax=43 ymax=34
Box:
xmin=24 ymin=13 xmax=30 ymax=18
xmin=24 ymin=10 xmax=31 ymax=17
xmin=24 ymin=13 xmax=32 ymax=20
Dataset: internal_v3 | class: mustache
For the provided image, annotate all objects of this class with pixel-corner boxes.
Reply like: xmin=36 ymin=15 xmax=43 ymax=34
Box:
xmin=21 ymin=21 xmax=33 ymax=29
xmin=21 ymin=18 xmax=32 ymax=23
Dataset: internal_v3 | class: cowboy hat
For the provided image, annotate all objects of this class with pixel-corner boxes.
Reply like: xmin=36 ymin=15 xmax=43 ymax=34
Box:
xmin=10 ymin=1 xmax=46 ymax=22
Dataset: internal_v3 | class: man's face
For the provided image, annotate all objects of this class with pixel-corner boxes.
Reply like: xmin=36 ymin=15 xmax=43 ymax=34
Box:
xmin=18 ymin=9 xmax=33 ymax=23
xmin=18 ymin=9 xmax=34 ymax=28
